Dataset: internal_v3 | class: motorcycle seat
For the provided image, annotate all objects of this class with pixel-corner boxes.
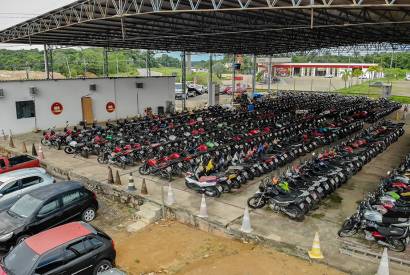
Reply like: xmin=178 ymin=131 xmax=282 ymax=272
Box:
xmin=199 ymin=176 xmax=217 ymax=182
xmin=377 ymin=226 xmax=405 ymax=236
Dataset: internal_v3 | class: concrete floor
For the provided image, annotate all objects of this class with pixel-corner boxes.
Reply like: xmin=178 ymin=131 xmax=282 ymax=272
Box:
xmin=1 ymin=114 xmax=410 ymax=275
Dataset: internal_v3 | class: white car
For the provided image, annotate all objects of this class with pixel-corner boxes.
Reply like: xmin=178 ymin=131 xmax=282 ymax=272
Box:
xmin=0 ymin=168 xmax=54 ymax=211
xmin=175 ymin=83 xmax=187 ymax=100
xmin=324 ymin=74 xmax=334 ymax=78
xmin=406 ymin=73 xmax=410 ymax=81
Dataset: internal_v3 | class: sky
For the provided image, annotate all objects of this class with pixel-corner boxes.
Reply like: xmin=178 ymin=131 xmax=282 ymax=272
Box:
xmin=0 ymin=0 xmax=215 ymax=61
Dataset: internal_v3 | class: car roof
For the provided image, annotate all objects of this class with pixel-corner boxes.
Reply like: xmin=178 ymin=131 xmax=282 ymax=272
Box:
xmin=25 ymin=222 xmax=93 ymax=255
xmin=29 ymin=181 xmax=84 ymax=201
xmin=0 ymin=168 xmax=47 ymax=182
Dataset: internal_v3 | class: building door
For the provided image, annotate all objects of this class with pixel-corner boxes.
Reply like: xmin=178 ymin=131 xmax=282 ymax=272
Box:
xmin=81 ymin=96 xmax=94 ymax=124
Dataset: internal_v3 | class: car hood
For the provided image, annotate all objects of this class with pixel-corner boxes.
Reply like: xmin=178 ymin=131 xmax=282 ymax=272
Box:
xmin=0 ymin=211 xmax=25 ymax=235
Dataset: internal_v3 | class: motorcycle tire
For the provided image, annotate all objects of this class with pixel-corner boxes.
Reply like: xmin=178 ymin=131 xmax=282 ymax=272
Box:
xmin=219 ymin=182 xmax=231 ymax=193
xmin=204 ymin=186 xmax=221 ymax=198
xmin=247 ymin=195 xmax=266 ymax=209
xmin=64 ymin=146 xmax=75 ymax=154
xmin=283 ymin=205 xmax=305 ymax=222
xmin=337 ymin=219 xmax=358 ymax=237
xmin=41 ymin=138 xmax=51 ymax=146
xmin=139 ymin=165 xmax=150 ymax=175
xmin=231 ymin=179 xmax=241 ymax=189
xmin=97 ymin=156 xmax=108 ymax=164
xmin=386 ymin=239 xmax=406 ymax=252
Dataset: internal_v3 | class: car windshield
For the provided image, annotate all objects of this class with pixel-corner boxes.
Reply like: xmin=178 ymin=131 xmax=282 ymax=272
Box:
xmin=4 ymin=242 xmax=39 ymax=275
xmin=9 ymin=194 xmax=43 ymax=218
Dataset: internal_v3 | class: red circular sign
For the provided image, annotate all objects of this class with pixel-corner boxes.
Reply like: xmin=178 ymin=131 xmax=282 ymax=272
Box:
xmin=51 ymin=102 xmax=63 ymax=115
xmin=106 ymin=102 xmax=116 ymax=113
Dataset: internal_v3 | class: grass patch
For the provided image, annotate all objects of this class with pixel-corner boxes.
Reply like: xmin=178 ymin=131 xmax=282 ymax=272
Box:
xmin=310 ymin=213 xmax=325 ymax=219
xmin=390 ymin=95 xmax=410 ymax=104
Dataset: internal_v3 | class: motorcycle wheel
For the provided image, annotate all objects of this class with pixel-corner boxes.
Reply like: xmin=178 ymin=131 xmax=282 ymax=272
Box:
xmin=283 ymin=205 xmax=305 ymax=222
xmin=219 ymin=182 xmax=231 ymax=193
xmin=247 ymin=195 xmax=266 ymax=209
xmin=64 ymin=146 xmax=75 ymax=154
xmin=386 ymin=239 xmax=406 ymax=252
xmin=204 ymin=186 xmax=221 ymax=197
xmin=231 ymin=179 xmax=241 ymax=189
xmin=337 ymin=219 xmax=358 ymax=237
xmin=139 ymin=165 xmax=150 ymax=175
xmin=41 ymin=138 xmax=51 ymax=146
xmin=97 ymin=156 xmax=108 ymax=164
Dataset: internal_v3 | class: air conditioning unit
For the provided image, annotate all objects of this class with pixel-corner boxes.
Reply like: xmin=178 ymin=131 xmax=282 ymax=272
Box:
xmin=29 ymin=87 xmax=38 ymax=96
xmin=0 ymin=89 xmax=4 ymax=98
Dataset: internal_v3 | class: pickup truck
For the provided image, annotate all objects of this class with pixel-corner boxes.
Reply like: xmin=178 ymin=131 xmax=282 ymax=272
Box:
xmin=0 ymin=155 xmax=40 ymax=174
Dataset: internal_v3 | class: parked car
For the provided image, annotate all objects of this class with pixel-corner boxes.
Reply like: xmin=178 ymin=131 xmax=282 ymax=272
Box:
xmin=324 ymin=74 xmax=334 ymax=78
xmin=100 ymin=268 xmax=127 ymax=275
xmin=359 ymin=75 xmax=369 ymax=79
xmin=0 ymin=221 xmax=115 ymax=275
xmin=0 ymin=155 xmax=40 ymax=175
xmin=175 ymin=83 xmax=187 ymax=100
xmin=406 ymin=73 xmax=410 ymax=81
xmin=0 ymin=181 xmax=98 ymax=248
xmin=0 ymin=168 xmax=54 ymax=212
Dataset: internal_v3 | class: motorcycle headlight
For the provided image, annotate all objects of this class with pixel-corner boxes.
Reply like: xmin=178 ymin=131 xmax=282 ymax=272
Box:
xmin=0 ymin=232 xmax=13 ymax=242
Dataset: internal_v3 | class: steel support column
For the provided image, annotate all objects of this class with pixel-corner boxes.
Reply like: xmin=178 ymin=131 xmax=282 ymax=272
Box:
xmin=232 ymin=54 xmax=236 ymax=105
xmin=43 ymin=44 xmax=50 ymax=80
xmin=181 ymin=51 xmax=187 ymax=111
xmin=103 ymin=47 xmax=109 ymax=77
xmin=252 ymin=54 xmax=257 ymax=96
xmin=268 ymin=55 xmax=272 ymax=94
xmin=208 ymin=53 xmax=214 ymax=106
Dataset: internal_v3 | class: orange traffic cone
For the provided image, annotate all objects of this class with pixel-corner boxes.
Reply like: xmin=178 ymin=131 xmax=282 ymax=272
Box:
xmin=38 ymin=144 xmax=45 ymax=160
xmin=308 ymin=232 xmax=324 ymax=259
xmin=141 ymin=178 xmax=148 ymax=195
xmin=21 ymin=142 xmax=28 ymax=153
xmin=114 ymin=170 xmax=122 ymax=185
xmin=107 ymin=166 xmax=114 ymax=184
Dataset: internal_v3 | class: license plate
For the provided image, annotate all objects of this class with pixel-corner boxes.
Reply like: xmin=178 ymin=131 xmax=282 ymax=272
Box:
xmin=304 ymin=146 xmax=308 ymax=150
xmin=338 ymin=172 xmax=344 ymax=177
xmin=335 ymin=177 xmax=339 ymax=183
xmin=237 ymin=176 xmax=242 ymax=181
xmin=274 ymin=159 xmax=278 ymax=163
xmin=227 ymin=179 xmax=232 ymax=184
xmin=120 ymin=156 xmax=126 ymax=161
xmin=306 ymin=197 xmax=311 ymax=203
xmin=311 ymin=193 xmax=318 ymax=200
xmin=178 ymin=163 xmax=183 ymax=168
xmin=299 ymin=148 xmax=302 ymax=153
xmin=324 ymin=184 xmax=330 ymax=190
xmin=243 ymin=172 xmax=249 ymax=177
xmin=166 ymin=167 xmax=172 ymax=172
xmin=318 ymin=187 xmax=323 ymax=193
xmin=330 ymin=179 xmax=335 ymax=185
xmin=284 ymin=154 xmax=288 ymax=158
xmin=251 ymin=168 xmax=256 ymax=173
xmin=299 ymin=203 xmax=305 ymax=209
xmin=280 ymin=156 xmax=284 ymax=160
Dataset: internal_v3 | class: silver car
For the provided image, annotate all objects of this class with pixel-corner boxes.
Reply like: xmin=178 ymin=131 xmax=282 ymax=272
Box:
xmin=0 ymin=168 xmax=54 ymax=211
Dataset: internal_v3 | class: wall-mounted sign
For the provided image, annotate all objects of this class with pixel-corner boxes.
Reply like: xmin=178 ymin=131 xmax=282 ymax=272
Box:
xmin=106 ymin=102 xmax=116 ymax=113
xmin=51 ymin=102 xmax=63 ymax=115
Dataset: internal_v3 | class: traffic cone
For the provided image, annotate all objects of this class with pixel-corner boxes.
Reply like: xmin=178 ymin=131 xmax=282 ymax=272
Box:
xmin=114 ymin=170 xmax=122 ymax=185
xmin=31 ymin=144 xmax=37 ymax=156
xmin=127 ymin=172 xmax=136 ymax=191
xmin=107 ymin=166 xmax=114 ymax=184
xmin=21 ymin=142 xmax=28 ymax=153
xmin=308 ymin=232 xmax=324 ymax=259
xmin=140 ymin=178 xmax=148 ymax=195
xmin=198 ymin=194 xmax=208 ymax=218
xmin=37 ymin=144 xmax=44 ymax=160
xmin=8 ymin=135 xmax=15 ymax=148
xmin=240 ymin=206 xmax=252 ymax=233
xmin=166 ymin=183 xmax=176 ymax=205
xmin=376 ymin=248 xmax=389 ymax=275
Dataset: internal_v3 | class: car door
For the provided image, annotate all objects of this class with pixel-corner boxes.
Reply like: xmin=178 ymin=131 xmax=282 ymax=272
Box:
xmin=60 ymin=190 xmax=84 ymax=223
xmin=63 ymin=237 xmax=99 ymax=275
xmin=20 ymin=175 xmax=43 ymax=196
xmin=33 ymin=247 xmax=68 ymax=275
xmin=0 ymin=180 xmax=22 ymax=210
xmin=30 ymin=197 xmax=63 ymax=235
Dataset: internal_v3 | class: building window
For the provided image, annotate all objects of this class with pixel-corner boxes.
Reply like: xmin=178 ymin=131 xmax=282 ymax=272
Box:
xmin=16 ymin=100 xmax=35 ymax=119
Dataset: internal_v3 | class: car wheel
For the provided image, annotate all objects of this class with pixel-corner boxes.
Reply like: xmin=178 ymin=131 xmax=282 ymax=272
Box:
xmin=82 ymin=207 xmax=97 ymax=222
xmin=16 ymin=235 xmax=30 ymax=245
xmin=93 ymin=259 xmax=112 ymax=275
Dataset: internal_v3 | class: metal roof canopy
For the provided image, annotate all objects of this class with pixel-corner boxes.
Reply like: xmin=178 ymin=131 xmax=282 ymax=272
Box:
xmin=0 ymin=0 xmax=410 ymax=54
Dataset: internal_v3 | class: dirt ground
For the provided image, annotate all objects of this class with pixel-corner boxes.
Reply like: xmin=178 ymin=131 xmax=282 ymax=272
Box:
xmin=92 ymin=198 xmax=343 ymax=275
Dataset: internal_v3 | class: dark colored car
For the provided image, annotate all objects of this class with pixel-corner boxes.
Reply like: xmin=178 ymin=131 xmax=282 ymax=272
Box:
xmin=0 ymin=221 xmax=115 ymax=275
xmin=0 ymin=181 xmax=98 ymax=248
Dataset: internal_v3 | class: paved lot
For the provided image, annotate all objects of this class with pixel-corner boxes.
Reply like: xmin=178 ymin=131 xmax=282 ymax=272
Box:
xmin=1 ymin=113 xmax=410 ymax=274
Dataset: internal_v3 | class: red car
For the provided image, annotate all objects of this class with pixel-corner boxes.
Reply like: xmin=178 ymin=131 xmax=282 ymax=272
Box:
xmin=0 ymin=155 xmax=40 ymax=175
xmin=0 ymin=222 xmax=116 ymax=275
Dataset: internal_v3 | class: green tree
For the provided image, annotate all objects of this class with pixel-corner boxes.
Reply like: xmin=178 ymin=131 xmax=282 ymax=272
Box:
xmin=212 ymin=62 xmax=225 ymax=79
xmin=341 ymin=70 xmax=350 ymax=88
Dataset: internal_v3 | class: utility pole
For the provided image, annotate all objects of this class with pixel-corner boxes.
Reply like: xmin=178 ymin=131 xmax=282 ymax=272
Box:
xmin=267 ymin=55 xmax=272 ymax=94
xmin=103 ymin=47 xmax=109 ymax=77
xmin=181 ymin=51 xmax=187 ymax=111
xmin=43 ymin=44 xmax=50 ymax=80
xmin=64 ymin=56 xmax=72 ymax=78
xmin=232 ymin=54 xmax=236 ymax=105
xmin=252 ymin=54 xmax=257 ymax=97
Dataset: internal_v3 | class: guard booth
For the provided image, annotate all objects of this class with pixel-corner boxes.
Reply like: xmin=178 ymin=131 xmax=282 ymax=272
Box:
xmin=369 ymin=82 xmax=392 ymax=98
